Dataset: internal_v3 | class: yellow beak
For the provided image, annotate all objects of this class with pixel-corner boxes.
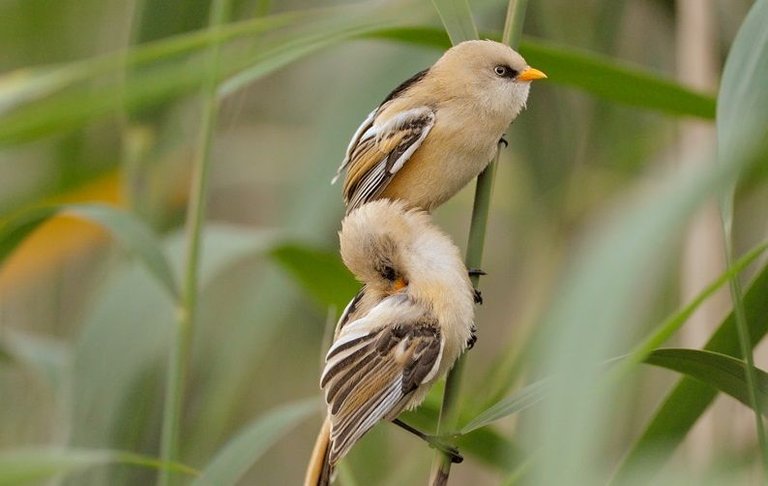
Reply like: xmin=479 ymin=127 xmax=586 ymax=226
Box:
xmin=517 ymin=67 xmax=547 ymax=81
xmin=393 ymin=277 xmax=408 ymax=292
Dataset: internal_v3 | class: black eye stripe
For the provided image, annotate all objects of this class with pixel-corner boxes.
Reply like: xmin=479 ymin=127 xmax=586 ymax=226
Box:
xmin=494 ymin=64 xmax=519 ymax=79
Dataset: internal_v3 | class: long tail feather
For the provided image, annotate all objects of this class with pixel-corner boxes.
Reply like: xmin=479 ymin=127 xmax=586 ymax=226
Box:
xmin=304 ymin=418 xmax=333 ymax=486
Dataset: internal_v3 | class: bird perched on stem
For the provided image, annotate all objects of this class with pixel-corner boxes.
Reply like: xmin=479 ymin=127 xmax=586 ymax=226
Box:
xmin=333 ymin=39 xmax=546 ymax=213
xmin=304 ymin=200 xmax=476 ymax=485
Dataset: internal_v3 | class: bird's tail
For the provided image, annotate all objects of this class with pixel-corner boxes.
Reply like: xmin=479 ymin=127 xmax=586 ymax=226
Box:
xmin=304 ymin=418 xmax=333 ymax=486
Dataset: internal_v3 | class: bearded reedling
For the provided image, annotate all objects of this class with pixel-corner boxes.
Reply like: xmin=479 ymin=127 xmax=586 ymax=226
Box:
xmin=334 ymin=39 xmax=546 ymax=213
xmin=304 ymin=200 xmax=476 ymax=485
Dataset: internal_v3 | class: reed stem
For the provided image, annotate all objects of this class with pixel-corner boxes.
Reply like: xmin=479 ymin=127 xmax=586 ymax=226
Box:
xmin=428 ymin=2 xmax=528 ymax=484
xmin=157 ymin=1 xmax=229 ymax=484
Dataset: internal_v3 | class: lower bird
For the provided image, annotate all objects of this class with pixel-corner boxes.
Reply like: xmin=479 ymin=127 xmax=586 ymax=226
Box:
xmin=304 ymin=199 xmax=476 ymax=485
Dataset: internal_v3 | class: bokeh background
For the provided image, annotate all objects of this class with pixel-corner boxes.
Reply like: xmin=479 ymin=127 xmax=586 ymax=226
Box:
xmin=1 ymin=0 xmax=767 ymax=484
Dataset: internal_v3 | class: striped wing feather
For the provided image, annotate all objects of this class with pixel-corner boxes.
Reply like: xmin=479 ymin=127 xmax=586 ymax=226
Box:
xmin=334 ymin=107 xmax=436 ymax=212
xmin=320 ymin=316 xmax=442 ymax=465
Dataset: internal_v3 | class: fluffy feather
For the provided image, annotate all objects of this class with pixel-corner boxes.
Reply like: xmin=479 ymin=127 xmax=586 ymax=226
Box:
xmin=304 ymin=200 xmax=475 ymax=485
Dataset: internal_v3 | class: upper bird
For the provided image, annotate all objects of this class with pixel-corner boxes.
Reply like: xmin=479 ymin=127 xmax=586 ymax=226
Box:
xmin=333 ymin=39 xmax=546 ymax=213
xmin=305 ymin=199 xmax=476 ymax=485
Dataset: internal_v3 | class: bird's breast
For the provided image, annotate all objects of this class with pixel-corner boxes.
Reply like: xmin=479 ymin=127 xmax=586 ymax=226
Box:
xmin=380 ymin=112 xmax=504 ymax=210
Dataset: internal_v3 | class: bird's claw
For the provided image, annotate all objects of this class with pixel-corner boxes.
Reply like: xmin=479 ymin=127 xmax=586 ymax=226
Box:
xmin=467 ymin=324 xmax=478 ymax=349
xmin=499 ymin=136 xmax=509 ymax=148
xmin=473 ymin=289 xmax=483 ymax=305
xmin=428 ymin=438 xmax=464 ymax=464
xmin=468 ymin=268 xmax=487 ymax=277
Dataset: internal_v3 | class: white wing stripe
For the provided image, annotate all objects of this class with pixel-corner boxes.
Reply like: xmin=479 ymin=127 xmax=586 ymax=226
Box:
xmin=390 ymin=120 xmax=433 ymax=174
xmin=337 ymin=105 xmax=436 ymax=211
xmin=333 ymin=108 xmax=377 ymax=183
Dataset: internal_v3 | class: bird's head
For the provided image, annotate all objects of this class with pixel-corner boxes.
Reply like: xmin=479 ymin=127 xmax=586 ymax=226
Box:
xmin=433 ymin=39 xmax=546 ymax=120
xmin=339 ymin=199 xmax=465 ymax=298
xmin=339 ymin=200 xmax=414 ymax=295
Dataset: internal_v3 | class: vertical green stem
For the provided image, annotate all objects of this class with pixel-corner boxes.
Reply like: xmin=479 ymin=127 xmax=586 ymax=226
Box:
xmin=429 ymin=1 xmax=528 ymax=484
xmin=158 ymin=1 xmax=229 ymax=485
xmin=721 ymin=214 xmax=768 ymax=472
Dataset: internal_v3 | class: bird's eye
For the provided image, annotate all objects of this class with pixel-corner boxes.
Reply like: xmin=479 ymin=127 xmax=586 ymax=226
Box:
xmin=381 ymin=265 xmax=397 ymax=282
xmin=494 ymin=65 xmax=519 ymax=78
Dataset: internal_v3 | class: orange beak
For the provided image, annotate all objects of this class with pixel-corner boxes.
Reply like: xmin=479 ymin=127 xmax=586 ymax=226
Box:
xmin=392 ymin=277 xmax=408 ymax=292
xmin=517 ymin=67 xmax=547 ymax=81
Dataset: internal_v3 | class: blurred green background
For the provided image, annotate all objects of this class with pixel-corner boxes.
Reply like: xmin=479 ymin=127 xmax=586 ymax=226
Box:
xmin=1 ymin=0 xmax=768 ymax=484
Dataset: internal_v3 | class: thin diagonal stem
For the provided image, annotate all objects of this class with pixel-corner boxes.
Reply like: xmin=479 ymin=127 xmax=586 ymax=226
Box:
xmin=429 ymin=4 xmax=528 ymax=484
xmin=157 ymin=1 xmax=230 ymax=485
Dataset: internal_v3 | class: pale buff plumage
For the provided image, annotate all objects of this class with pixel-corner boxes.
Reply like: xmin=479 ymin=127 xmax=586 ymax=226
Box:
xmin=304 ymin=200 xmax=475 ymax=486
xmin=333 ymin=40 xmax=546 ymax=213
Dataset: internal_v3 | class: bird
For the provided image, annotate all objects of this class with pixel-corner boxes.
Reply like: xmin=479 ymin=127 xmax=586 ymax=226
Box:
xmin=333 ymin=39 xmax=546 ymax=214
xmin=304 ymin=199 xmax=476 ymax=485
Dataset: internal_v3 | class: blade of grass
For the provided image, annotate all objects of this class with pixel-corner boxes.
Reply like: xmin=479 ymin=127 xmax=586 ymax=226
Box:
xmin=218 ymin=20 xmax=409 ymax=97
xmin=1 ymin=14 xmax=719 ymax=146
xmin=528 ymin=1 xmax=768 ymax=481
xmin=0 ymin=2 xmax=412 ymax=146
xmin=527 ymin=142 xmax=768 ymax=484
xmin=443 ymin=297 xmax=768 ymax=437
xmin=430 ymin=0 xmax=478 ymax=45
xmin=0 ymin=448 xmax=198 ymax=486
xmin=479 ymin=239 xmax=768 ymax=419
xmin=158 ymin=0 xmax=230 ymax=484
xmin=71 ymin=225 xmax=279 ymax=452
xmin=191 ymin=399 xmax=317 ymax=486
xmin=614 ymin=262 xmax=768 ymax=482
xmin=616 ymin=240 xmax=768 ymax=374
xmin=453 ymin=339 xmax=768 ymax=462
xmin=644 ymin=349 xmax=768 ymax=415
xmin=0 ymin=11 xmax=301 ymax=114
xmin=453 ymin=279 xmax=768 ymax=433
xmin=715 ymin=0 xmax=768 ymax=473
xmin=460 ymin=380 xmax=549 ymax=434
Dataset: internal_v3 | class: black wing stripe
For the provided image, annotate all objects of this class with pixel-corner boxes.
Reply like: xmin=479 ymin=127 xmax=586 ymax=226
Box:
xmin=321 ymin=334 xmax=374 ymax=388
xmin=331 ymin=375 xmax=401 ymax=459
xmin=329 ymin=349 xmax=399 ymax=416
xmin=325 ymin=334 xmax=368 ymax=362
xmin=344 ymin=109 xmax=435 ymax=212
xmin=385 ymin=131 xmax=420 ymax=171
xmin=325 ymin=346 xmax=377 ymax=403
xmin=380 ymin=68 xmax=429 ymax=105
xmin=347 ymin=163 xmax=388 ymax=211
xmin=322 ymin=349 xmax=366 ymax=392
xmin=401 ymin=332 xmax=441 ymax=395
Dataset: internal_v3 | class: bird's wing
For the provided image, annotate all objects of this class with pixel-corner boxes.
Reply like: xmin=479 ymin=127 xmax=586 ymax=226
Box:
xmin=333 ymin=106 xmax=436 ymax=212
xmin=320 ymin=302 xmax=443 ymax=465
xmin=333 ymin=286 xmax=366 ymax=338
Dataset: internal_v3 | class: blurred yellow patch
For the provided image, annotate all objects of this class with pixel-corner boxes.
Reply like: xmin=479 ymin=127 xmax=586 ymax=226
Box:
xmin=0 ymin=171 xmax=122 ymax=294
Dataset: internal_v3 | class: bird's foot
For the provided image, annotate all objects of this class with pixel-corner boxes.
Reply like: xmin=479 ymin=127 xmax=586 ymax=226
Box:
xmin=473 ymin=289 xmax=483 ymax=305
xmin=499 ymin=136 xmax=509 ymax=148
xmin=468 ymin=268 xmax=487 ymax=277
xmin=466 ymin=324 xmax=478 ymax=349
xmin=430 ymin=439 xmax=464 ymax=464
